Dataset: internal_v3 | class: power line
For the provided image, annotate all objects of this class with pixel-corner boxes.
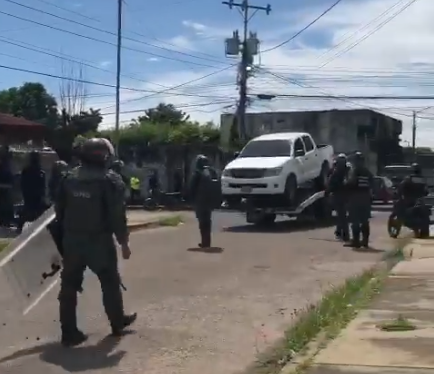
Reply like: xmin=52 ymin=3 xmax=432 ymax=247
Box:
xmin=261 ymin=0 xmax=344 ymax=53
xmin=0 ymin=63 xmax=237 ymax=100
xmin=315 ymin=0 xmax=408 ymax=62
xmin=4 ymin=0 xmax=228 ymax=67
xmin=0 ymin=8 xmax=222 ymax=69
xmin=319 ymin=0 xmax=418 ymax=68
xmin=100 ymin=63 xmax=237 ymax=110
xmin=33 ymin=0 xmax=100 ymax=22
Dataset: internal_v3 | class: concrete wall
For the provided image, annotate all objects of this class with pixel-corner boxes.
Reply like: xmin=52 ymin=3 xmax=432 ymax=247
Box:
xmin=220 ymin=109 xmax=402 ymax=174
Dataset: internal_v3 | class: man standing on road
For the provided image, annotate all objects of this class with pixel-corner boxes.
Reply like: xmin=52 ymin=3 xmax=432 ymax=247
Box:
xmin=327 ymin=153 xmax=350 ymax=242
xmin=189 ymin=155 xmax=220 ymax=248
xmin=344 ymin=152 xmax=374 ymax=248
xmin=20 ymin=151 xmax=47 ymax=227
xmin=55 ymin=138 xmax=136 ymax=347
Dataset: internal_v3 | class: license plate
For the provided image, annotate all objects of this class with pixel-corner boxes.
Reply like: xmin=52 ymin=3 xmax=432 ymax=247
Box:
xmin=241 ymin=186 xmax=252 ymax=193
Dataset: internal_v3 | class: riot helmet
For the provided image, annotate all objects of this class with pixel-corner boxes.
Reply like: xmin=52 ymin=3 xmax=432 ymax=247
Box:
xmin=353 ymin=151 xmax=365 ymax=167
xmin=80 ymin=138 xmax=114 ymax=166
xmin=195 ymin=154 xmax=209 ymax=171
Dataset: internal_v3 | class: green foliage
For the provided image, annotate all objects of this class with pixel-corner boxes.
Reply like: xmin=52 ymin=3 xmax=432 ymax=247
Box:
xmin=140 ymin=102 xmax=190 ymax=125
xmin=0 ymin=82 xmax=104 ymax=160
xmin=102 ymin=103 xmax=221 ymax=147
xmin=0 ymin=82 xmax=58 ymax=127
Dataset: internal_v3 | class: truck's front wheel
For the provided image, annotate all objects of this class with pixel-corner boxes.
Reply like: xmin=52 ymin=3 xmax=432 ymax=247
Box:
xmin=284 ymin=174 xmax=297 ymax=205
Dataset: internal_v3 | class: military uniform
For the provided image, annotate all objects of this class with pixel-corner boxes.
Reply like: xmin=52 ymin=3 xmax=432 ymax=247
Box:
xmin=345 ymin=153 xmax=373 ymax=248
xmin=55 ymin=138 xmax=136 ymax=347
xmin=189 ymin=155 xmax=220 ymax=248
xmin=398 ymin=164 xmax=429 ymax=236
xmin=327 ymin=155 xmax=350 ymax=241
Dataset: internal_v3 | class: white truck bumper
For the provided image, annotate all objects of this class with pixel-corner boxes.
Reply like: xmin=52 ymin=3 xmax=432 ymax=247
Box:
xmin=221 ymin=176 xmax=286 ymax=195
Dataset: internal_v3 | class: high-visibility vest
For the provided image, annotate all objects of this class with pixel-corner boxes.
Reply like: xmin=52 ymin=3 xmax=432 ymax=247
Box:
xmin=130 ymin=177 xmax=140 ymax=190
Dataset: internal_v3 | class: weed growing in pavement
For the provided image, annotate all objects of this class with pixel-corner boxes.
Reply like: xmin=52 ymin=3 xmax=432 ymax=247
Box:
xmin=243 ymin=238 xmax=410 ymax=374
xmin=378 ymin=314 xmax=417 ymax=332
xmin=158 ymin=215 xmax=183 ymax=227
xmin=0 ymin=240 xmax=10 ymax=252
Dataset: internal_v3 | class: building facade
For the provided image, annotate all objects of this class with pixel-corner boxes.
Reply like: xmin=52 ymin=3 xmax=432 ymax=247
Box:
xmin=220 ymin=109 xmax=402 ymax=173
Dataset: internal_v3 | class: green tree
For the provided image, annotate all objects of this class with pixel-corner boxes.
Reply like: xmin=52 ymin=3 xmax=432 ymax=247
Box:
xmin=0 ymin=82 xmax=58 ymax=126
xmin=141 ymin=103 xmax=190 ymax=125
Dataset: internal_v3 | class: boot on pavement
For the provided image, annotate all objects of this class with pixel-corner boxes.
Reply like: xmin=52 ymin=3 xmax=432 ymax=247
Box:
xmin=111 ymin=313 xmax=138 ymax=337
xmin=61 ymin=329 xmax=88 ymax=347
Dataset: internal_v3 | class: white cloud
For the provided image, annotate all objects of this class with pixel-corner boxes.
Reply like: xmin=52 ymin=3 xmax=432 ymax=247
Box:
xmin=147 ymin=57 xmax=160 ymax=62
xmin=95 ymin=0 xmax=434 ymax=147
xmin=166 ymin=35 xmax=196 ymax=51
xmin=99 ymin=60 xmax=112 ymax=68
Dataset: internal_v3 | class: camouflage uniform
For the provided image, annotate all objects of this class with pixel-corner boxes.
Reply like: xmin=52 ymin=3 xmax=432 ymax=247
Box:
xmin=55 ymin=138 xmax=136 ymax=346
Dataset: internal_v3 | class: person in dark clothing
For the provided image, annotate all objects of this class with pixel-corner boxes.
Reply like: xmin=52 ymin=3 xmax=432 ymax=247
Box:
xmin=48 ymin=160 xmax=69 ymax=203
xmin=344 ymin=152 xmax=374 ymax=248
xmin=18 ymin=151 xmax=47 ymax=230
xmin=148 ymin=170 xmax=159 ymax=197
xmin=327 ymin=153 xmax=350 ymax=242
xmin=111 ymin=160 xmax=129 ymax=185
xmin=0 ymin=155 xmax=14 ymax=227
xmin=189 ymin=155 xmax=220 ymax=248
xmin=396 ymin=162 xmax=429 ymax=236
xmin=55 ymin=138 xmax=136 ymax=347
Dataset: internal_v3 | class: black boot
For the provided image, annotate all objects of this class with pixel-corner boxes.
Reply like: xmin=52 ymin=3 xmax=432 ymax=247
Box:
xmin=111 ymin=313 xmax=138 ymax=336
xmin=361 ymin=222 xmax=370 ymax=248
xmin=61 ymin=329 xmax=88 ymax=347
xmin=344 ymin=225 xmax=360 ymax=248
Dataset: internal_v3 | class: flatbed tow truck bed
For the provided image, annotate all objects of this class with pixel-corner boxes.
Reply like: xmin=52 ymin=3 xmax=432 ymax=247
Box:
xmin=240 ymin=186 xmax=332 ymax=225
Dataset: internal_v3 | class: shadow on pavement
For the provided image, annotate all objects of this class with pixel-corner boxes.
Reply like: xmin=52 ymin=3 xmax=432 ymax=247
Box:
xmin=223 ymin=218 xmax=336 ymax=234
xmin=187 ymin=247 xmax=224 ymax=254
xmin=0 ymin=332 xmax=133 ymax=371
xmin=352 ymin=246 xmax=386 ymax=254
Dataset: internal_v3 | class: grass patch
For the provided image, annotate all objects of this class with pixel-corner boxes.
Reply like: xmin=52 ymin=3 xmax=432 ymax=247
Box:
xmin=243 ymin=238 xmax=409 ymax=374
xmin=378 ymin=314 xmax=416 ymax=332
xmin=0 ymin=240 xmax=10 ymax=252
xmin=157 ymin=215 xmax=183 ymax=227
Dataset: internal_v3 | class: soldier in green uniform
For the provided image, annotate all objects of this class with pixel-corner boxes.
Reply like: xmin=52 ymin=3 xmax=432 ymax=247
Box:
xmin=55 ymin=138 xmax=136 ymax=347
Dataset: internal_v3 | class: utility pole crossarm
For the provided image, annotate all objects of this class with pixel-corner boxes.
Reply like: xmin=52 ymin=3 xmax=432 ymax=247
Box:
xmin=223 ymin=0 xmax=270 ymax=142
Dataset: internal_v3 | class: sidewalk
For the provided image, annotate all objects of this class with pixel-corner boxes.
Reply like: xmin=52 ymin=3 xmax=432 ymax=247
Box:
xmin=303 ymin=239 xmax=434 ymax=374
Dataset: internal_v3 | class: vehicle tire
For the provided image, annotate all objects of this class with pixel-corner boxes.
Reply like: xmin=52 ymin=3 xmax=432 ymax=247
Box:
xmin=387 ymin=214 xmax=402 ymax=238
xmin=315 ymin=161 xmax=330 ymax=190
xmin=284 ymin=174 xmax=297 ymax=205
xmin=143 ymin=198 xmax=158 ymax=211
xmin=257 ymin=214 xmax=276 ymax=226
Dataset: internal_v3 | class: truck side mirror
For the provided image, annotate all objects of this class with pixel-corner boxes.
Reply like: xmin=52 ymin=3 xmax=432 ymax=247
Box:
xmin=233 ymin=151 xmax=240 ymax=158
xmin=295 ymin=149 xmax=305 ymax=157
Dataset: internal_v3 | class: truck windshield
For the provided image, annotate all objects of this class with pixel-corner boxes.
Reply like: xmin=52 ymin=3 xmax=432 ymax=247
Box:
xmin=240 ymin=140 xmax=292 ymax=157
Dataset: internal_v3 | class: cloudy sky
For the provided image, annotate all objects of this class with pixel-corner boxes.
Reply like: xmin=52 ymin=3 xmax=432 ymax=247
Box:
xmin=1 ymin=0 xmax=433 ymax=146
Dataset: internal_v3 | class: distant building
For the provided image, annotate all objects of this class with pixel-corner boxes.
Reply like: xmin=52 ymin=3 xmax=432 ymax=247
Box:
xmin=221 ymin=109 xmax=403 ymax=173
xmin=0 ymin=112 xmax=46 ymax=147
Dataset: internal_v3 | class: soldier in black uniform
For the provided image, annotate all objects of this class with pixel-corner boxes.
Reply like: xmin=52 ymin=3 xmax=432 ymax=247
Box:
xmin=327 ymin=153 xmax=350 ymax=241
xmin=397 ymin=162 xmax=429 ymax=236
xmin=189 ymin=155 xmax=220 ymax=248
xmin=55 ymin=138 xmax=136 ymax=346
xmin=345 ymin=152 xmax=374 ymax=248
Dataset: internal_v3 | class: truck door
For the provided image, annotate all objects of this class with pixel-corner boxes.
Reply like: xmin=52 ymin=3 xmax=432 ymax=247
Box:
xmin=302 ymin=135 xmax=316 ymax=180
xmin=293 ymin=137 xmax=307 ymax=183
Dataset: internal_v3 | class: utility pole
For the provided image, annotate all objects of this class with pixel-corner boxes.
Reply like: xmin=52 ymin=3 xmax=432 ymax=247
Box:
xmin=114 ymin=0 xmax=123 ymax=156
xmin=412 ymin=110 xmax=416 ymax=157
xmin=223 ymin=0 xmax=270 ymax=142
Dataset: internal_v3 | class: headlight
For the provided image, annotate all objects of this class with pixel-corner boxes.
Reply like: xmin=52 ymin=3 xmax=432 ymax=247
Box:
xmin=222 ymin=169 xmax=232 ymax=177
xmin=263 ymin=167 xmax=283 ymax=177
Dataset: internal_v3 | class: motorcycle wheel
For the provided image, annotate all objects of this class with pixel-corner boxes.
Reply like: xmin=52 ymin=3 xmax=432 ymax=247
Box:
xmin=143 ymin=198 xmax=158 ymax=211
xmin=387 ymin=214 xmax=402 ymax=238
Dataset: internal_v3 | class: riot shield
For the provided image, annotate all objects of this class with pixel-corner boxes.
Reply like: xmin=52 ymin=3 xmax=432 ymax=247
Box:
xmin=0 ymin=207 xmax=61 ymax=315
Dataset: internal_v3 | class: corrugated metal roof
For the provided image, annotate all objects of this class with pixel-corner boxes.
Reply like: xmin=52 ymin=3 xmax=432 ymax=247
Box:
xmin=0 ymin=112 xmax=46 ymax=128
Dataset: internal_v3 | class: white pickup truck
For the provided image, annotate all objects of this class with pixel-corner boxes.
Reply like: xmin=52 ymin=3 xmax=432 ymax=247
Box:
xmin=221 ymin=132 xmax=334 ymax=205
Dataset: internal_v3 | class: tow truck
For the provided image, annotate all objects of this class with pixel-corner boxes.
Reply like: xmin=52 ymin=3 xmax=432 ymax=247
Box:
xmin=240 ymin=181 xmax=332 ymax=226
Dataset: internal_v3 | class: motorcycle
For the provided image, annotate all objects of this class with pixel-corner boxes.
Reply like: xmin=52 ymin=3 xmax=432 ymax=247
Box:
xmin=143 ymin=189 xmax=185 ymax=211
xmin=387 ymin=198 xmax=432 ymax=238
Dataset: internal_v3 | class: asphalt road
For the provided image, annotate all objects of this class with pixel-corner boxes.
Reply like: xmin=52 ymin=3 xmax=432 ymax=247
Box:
xmin=0 ymin=210 xmax=396 ymax=374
